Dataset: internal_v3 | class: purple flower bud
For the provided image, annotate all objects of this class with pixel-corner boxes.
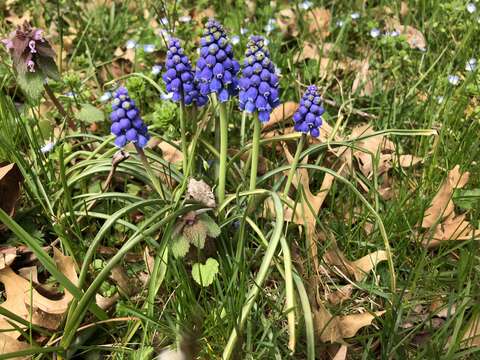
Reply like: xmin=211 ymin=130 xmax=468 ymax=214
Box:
xmin=194 ymin=19 xmax=240 ymax=102
xmin=292 ymin=85 xmax=324 ymax=137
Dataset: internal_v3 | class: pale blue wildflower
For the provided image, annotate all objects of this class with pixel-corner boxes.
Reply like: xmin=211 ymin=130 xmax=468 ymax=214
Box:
xmin=161 ymin=92 xmax=174 ymax=101
xmin=179 ymin=15 xmax=192 ymax=23
xmin=448 ymin=75 xmax=460 ymax=86
xmin=467 ymin=2 xmax=476 ymax=13
xmin=437 ymin=96 xmax=444 ymax=104
xmin=99 ymin=91 xmax=112 ymax=102
xmin=151 ymin=64 xmax=162 ymax=75
xmin=336 ymin=20 xmax=345 ymax=27
xmin=351 ymin=12 xmax=360 ymax=20
xmin=264 ymin=18 xmax=276 ymax=33
xmin=466 ymin=58 xmax=477 ymax=72
xmin=65 ymin=91 xmax=75 ymax=98
xmin=240 ymin=28 xmax=248 ymax=35
xmin=143 ymin=44 xmax=156 ymax=53
xmin=126 ymin=40 xmax=137 ymax=49
xmin=231 ymin=35 xmax=240 ymax=45
xmin=370 ymin=28 xmax=380 ymax=38
xmin=299 ymin=1 xmax=313 ymax=10
xmin=41 ymin=141 xmax=55 ymax=154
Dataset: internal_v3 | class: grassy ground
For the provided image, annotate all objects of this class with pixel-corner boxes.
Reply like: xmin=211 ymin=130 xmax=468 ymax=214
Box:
xmin=0 ymin=0 xmax=480 ymax=359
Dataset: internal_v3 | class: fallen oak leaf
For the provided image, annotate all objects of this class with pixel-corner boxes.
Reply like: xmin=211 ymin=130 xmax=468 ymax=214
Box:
xmin=386 ymin=18 xmax=426 ymax=50
xmin=314 ymin=302 xmax=385 ymax=343
xmin=263 ymin=102 xmax=298 ymax=131
xmin=306 ymin=7 xmax=331 ymax=39
xmin=0 ymin=163 xmax=23 ymax=218
xmin=421 ymin=165 xmax=469 ymax=228
xmin=0 ymin=333 xmax=29 ymax=359
xmin=0 ymin=247 xmax=17 ymax=270
xmin=352 ymin=59 xmax=374 ymax=97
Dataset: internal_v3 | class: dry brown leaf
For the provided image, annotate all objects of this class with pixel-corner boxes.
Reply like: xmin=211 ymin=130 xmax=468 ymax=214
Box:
xmin=324 ymin=245 xmax=388 ymax=282
xmin=459 ymin=313 xmax=480 ymax=349
xmin=0 ymin=163 xmax=23 ymax=218
xmin=192 ymin=7 xmax=216 ymax=22
xmin=332 ymin=345 xmax=348 ymax=360
xmin=386 ymin=18 xmax=426 ymax=50
xmin=263 ymin=102 xmax=298 ymax=131
xmin=400 ymin=2 xmax=409 ymax=17
xmin=307 ymin=8 xmax=331 ymax=39
xmin=0 ymin=248 xmax=77 ymax=340
xmin=352 ymin=59 xmax=374 ymax=96
xmin=422 ymin=165 xmax=469 ymax=228
xmin=0 ymin=247 xmax=16 ymax=270
xmin=314 ymin=303 xmax=385 ymax=343
xmin=397 ymin=154 xmax=423 ymax=167
xmin=5 ymin=10 xmax=32 ymax=27
xmin=157 ymin=141 xmax=183 ymax=164
xmin=425 ymin=213 xmax=480 ymax=248
xmin=110 ymin=266 xmax=134 ymax=296
xmin=187 ymin=179 xmax=216 ymax=208
xmin=276 ymin=8 xmax=298 ymax=37
xmin=328 ymin=285 xmax=353 ymax=305
xmin=96 ymin=293 xmax=120 ymax=310
xmin=0 ymin=333 xmax=29 ymax=359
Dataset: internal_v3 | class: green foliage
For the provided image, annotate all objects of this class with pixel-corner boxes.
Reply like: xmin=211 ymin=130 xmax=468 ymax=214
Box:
xmin=75 ymin=104 xmax=104 ymax=124
xmin=171 ymin=235 xmax=190 ymax=259
xmin=454 ymin=189 xmax=480 ymax=210
xmin=17 ymin=71 xmax=45 ymax=100
xmin=149 ymin=100 xmax=178 ymax=131
xmin=125 ymin=76 xmax=146 ymax=103
xmin=191 ymin=258 xmax=219 ymax=287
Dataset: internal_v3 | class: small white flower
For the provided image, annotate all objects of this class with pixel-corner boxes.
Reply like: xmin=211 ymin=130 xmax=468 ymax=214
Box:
xmin=231 ymin=35 xmax=240 ymax=45
xmin=178 ymin=15 xmax=192 ymax=23
xmin=448 ymin=74 xmax=460 ymax=86
xmin=160 ymin=17 xmax=169 ymax=25
xmin=264 ymin=18 xmax=276 ymax=33
xmin=41 ymin=141 xmax=55 ymax=154
xmin=387 ymin=30 xmax=400 ymax=37
xmin=161 ymin=92 xmax=174 ymax=100
xmin=370 ymin=28 xmax=380 ymax=38
xmin=467 ymin=2 xmax=476 ymax=13
xmin=143 ymin=44 xmax=156 ymax=53
xmin=65 ymin=91 xmax=75 ymax=98
xmin=419 ymin=47 xmax=427 ymax=52
xmin=351 ymin=12 xmax=360 ymax=20
xmin=299 ymin=1 xmax=313 ymax=10
xmin=99 ymin=92 xmax=112 ymax=102
xmin=151 ymin=65 xmax=162 ymax=75
xmin=336 ymin=20 xmax=345 ymax=27
xmin=437 ymin=96 xmax=444 ymax=104
xmin=240 ymin=28 xmax=248 ymax=35
xmin=466 ymin=58 xmax=477 ymax=72
xmin=126 ymin=40 xmax=137 ymax=49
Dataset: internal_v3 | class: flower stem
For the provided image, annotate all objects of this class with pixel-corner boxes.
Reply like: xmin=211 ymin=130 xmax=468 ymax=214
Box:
xmin=43 ymin=83 xmax=76 ymax=129
xmin=179 ymin=102 xmax=188 ymax=176
xmin=218 ymin=102 xmax=228 ymax=205
xmin=249 ymin=116 xmax=261 ymax=192
xmin=136 ymin=145 xmax=165 ymax=199
xmin=283 ymin=133 xmax=306 ymax=198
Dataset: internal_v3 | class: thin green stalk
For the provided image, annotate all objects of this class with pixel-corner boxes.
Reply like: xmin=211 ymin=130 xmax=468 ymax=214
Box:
xmin=240 ymin=111 xmax=247 ymax=148
xmin=283 ymin=133 xmax=306 ymax=198
xmin=249 ymin=117 xmax=261 ymax=192
xmin=179 ymin=102 xmax=188 ymax=175
xmin=136 ymin=145 xmax=165 ymax=199
xmin=218 ymin=101 xmax=228 ymax=205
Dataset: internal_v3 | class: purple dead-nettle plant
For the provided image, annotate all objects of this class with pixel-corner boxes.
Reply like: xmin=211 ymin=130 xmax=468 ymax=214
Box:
xmin=194 ymin=19 xmax=240 ymax=102
xmin=1 ymin=22 xmax=58 ymax=80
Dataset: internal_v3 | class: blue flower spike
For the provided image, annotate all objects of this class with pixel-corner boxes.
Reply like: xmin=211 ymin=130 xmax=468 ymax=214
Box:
xmin=293 ymin=85 xmax=324 ymax=138
xmin=163 ymin=38 xmax=208 ymax=106
xmin=239 ymin=35 xmax=280 ymax=122
xmin=110 ymin=87 xmax=150 ymax=148
xmin=195 ymin=19 xmax=240 ymax=102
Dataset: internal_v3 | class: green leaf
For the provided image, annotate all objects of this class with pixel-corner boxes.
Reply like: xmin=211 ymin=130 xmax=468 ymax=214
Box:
xmin=453 ymin=189 xmax=480 ymax=210
xmin=17 ymin=71 xmax=45 ymax=100
xmin=36 ymin=56 xmax=60 ymax=81
xmin=191 ymin=258 xmax=219 ymax=287
xmin=76 ymin=104 xmax=104 ymax=124
xmin=200 ymin=214 xmax=221 ymax=238
xmin=171 ymin=235 xmax=190 ymax=258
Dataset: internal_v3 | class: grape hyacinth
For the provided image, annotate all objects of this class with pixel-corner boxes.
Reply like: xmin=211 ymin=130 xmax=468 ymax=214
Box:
xmin=163 ymin=38 xmax=207 ymax=106
xmin=194 ymin=19 xmax=240 ymax=102
xmin=293 ymin=85 xmax=324 ymax=137
xmin=110 ymin=87 xmax=150 ymax=148
xmin=239 ymin=35 xmax=280 ymax=122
